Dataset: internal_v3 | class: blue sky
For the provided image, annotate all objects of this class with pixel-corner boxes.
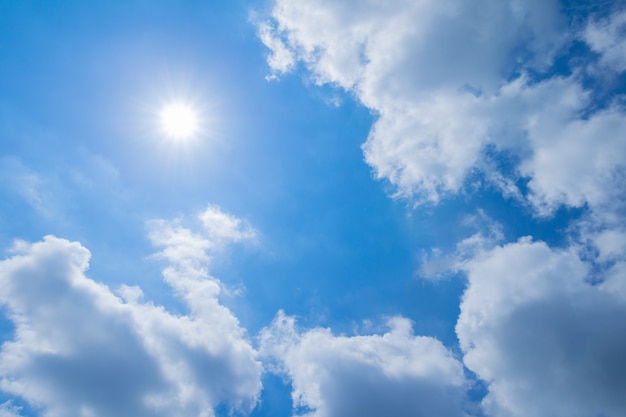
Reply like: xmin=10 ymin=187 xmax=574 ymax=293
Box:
xmin=1 ymin=1 xmax=626 ymax=416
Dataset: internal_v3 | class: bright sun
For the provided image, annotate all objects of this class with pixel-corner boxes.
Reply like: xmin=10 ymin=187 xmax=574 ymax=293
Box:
xmin=160 ymin=102 xmax=199 ymax=140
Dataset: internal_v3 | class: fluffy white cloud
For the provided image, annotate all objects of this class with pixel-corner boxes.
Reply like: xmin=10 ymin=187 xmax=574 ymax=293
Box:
xmin=260 ymin=311 xmax=467 ymax=417
xmin=0 ymin=205 xmax=261 ymax=417
xmin=148 ymin=205 xmax=257 ymax=314
xmin=456 ymin=238 xmax=626 ymax=417
xmin=198 ymin=205 xmax=257 ymax=246
xmin=584 ymin=9 xmax=626 ymax=72
xmin=259 ymin=0 xmax=626 ymax=212
xmin=261 ymin=0 xmax=565 ymax=94
xmin=259 ymin=0 xmax=561 ymax=201
xmin=260 ymin=5 xmax=626 ymax=417
xmin=495 ymin=74 xmax=626 ymax=214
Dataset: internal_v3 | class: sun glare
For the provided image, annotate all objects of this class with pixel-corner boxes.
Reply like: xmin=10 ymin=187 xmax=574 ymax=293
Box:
xmin=160 ymin=102 xmax=199 ymax=140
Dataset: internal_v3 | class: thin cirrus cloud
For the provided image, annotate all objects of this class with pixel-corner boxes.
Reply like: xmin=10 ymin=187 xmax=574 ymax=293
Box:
xmin=0 ymin=205 xmax=261 ymax=417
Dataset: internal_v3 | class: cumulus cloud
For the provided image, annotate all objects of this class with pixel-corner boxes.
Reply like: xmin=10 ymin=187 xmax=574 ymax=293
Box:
xmin=259 ymin=0 xmax=626 ymax=213
xmin=0 ymin=205 xmax=261 ymax=417
xmin=259 ymin=6 xmax=626 ymax=417
xmin=198 ymin=204 xmax=257 ymax=246
xmin=259 ymin=311 xmax=467 ymax=417
xmin=456 ymin=238 xmax=626 ymax=417
xmin=148 ymin=204 xmax=257 ymax=311
xmin=584 ymin=9 xmax=626 ymax=72
xmin=516 ymin=85 xmax=626 ymax=213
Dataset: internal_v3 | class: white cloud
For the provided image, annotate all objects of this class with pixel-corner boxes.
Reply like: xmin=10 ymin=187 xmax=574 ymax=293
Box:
xmin=148 ymin=204 xmax=257 ymax=312
xmin=259 ymin=0 xmax=571 ymax=202
xmin=198 ymin=204 xmax=257 ymax=246
xmin=594 ymin=228 xmax=626 ymax=262
xmin=261 ymin=0 xmax=565 ymax=94
xmin=362 ymin=90 xmax=489 ymax=201
xmin=257 ymin=21 xmax=296 ymax=78
xmin=0 ymin=401 xmax=22 ymax=417
xmin=149 ymin=204 xmax=256 ymax=271
xmin=260 ymin=311 xmax=467 ymax=417
xmin=456 ymin=238 xmax=626 ymax=417
xmin=259 ymin=0 xmax=626 ymax=214
xmin=584 ymin=9 xmax=626 ymax=72
xmin=520 ymin=95 xmax=626 ymax=214
xmin=258 ymin=4 xmax=626 ymax=417
xmin=0 ymin=204 xmax=262 ymax=417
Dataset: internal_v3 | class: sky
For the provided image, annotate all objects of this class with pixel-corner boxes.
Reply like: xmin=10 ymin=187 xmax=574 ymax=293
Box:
xmin=0 ymin=0 xmax=625 ymax=416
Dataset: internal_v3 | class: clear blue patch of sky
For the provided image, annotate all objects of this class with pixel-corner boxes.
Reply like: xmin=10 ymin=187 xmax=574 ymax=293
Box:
xmin=248 ymin=374 xmax=293 ymax=417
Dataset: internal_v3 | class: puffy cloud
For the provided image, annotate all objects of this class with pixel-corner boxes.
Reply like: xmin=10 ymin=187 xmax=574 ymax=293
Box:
xmin=148 ymin=204 xmax=257 ymax=314
xmin=456 ymin=238 xmax=626 ymax=417
xmin=198 ymin=204 xmax=257 ymax=247
xmin=259 ymin=4 xmax=626 ymax=417
xmin=260 ymin=311 xmax=467 ymax=417
xmin=259 ymin=0 xmax=563 ymax=201
xmin=0 ymin=205 xmax=261 ymax=417
xmin=481 ymin=73 xmax=626 ymax=215
xmin=261 ymin=0 xmax=565 ymax=94
xmin=362 ymin=90 xmax=489 ymax=201
xmin=259 ymin=0 xmax=626 ymax=212
xmin=518 ymin=95 xmax=626 ymax=213
xmin=584 ymin=9 xmax=626 ymax=72
xmin=148 ymin=204 xmax=256 ymax=273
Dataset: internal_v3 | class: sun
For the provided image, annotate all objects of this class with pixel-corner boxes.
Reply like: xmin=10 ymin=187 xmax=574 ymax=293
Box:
xmin=159 ymin=102 xmax=199 ymax=140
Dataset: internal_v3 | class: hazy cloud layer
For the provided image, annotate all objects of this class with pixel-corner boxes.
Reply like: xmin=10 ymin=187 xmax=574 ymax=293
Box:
xmin=260 ymin=311 xmax=467 ymax=417
xmin=0 ymin=206 xmax=261 ymax=417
